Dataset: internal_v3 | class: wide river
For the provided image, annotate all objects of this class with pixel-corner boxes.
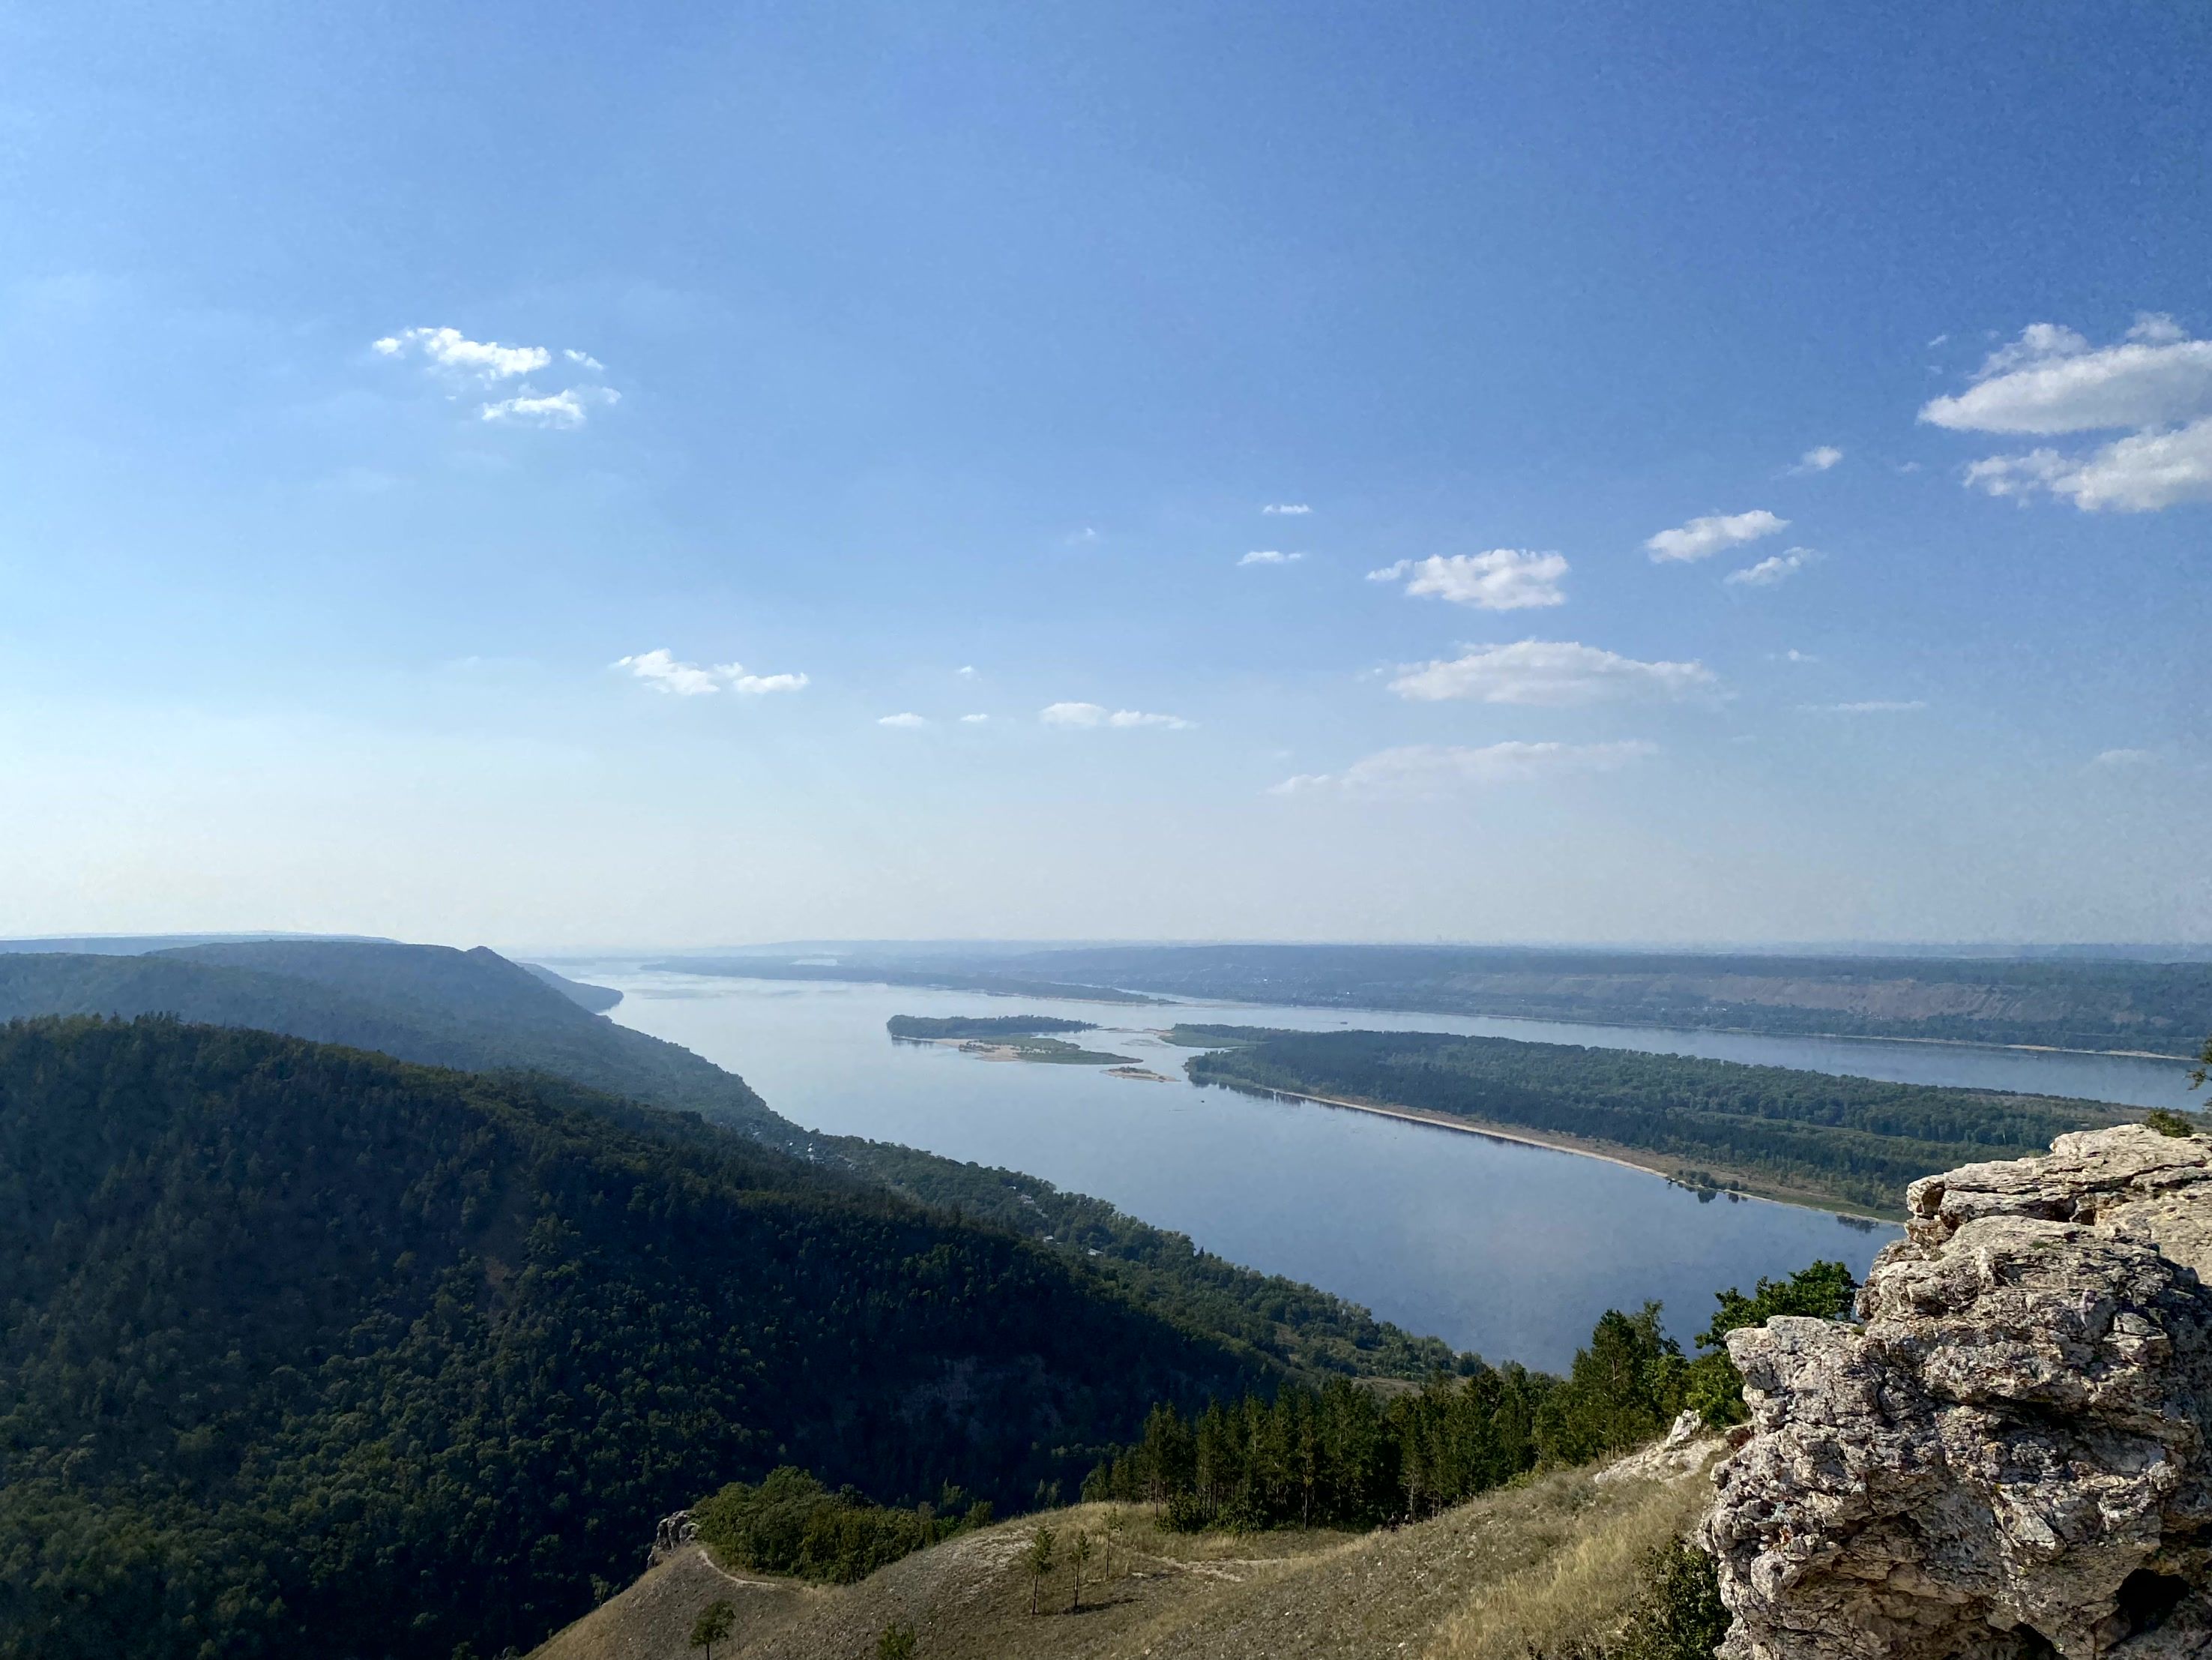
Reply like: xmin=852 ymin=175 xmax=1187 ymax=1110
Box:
xmin=579 ymin=966 xmax=2196 ymax=1371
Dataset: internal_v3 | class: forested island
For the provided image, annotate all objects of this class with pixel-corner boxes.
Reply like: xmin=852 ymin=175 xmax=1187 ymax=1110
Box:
xmin=887 ymin=1014 xmax=1098 ymax=1040
xmin=888 ymin=1011 xmax=1132 ymax=1064
xmin=1174 ymin=1025 xmax=2130 ymax=1215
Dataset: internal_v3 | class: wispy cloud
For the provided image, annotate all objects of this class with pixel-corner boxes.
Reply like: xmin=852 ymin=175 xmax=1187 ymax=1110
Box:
xmin=960 ymin=713 xmax=990 ymax=724
xmin=2092 ymin=747 xmax=2157 ymax=767
xmin=1389 ymin=640 xmax=1716 ymax=706
xmin=1262 ymin=503 xmax=1312 ymax=515
xmin=1040 ymin=702 xmax=1192 ymax=730
xmin=1800 ymin=700 xmax=1925 ymax=714
xmin=1367 ymin=550 xmax=1568 ymax=610
xmin=1926 ymin=316 xmax=2212 ymax=511
xmin=480 ymin=385 xmax=620 ymax=428
xmin=1272 ymin=740 xmax=1656 ymax=798
xmin=373 ymin=326 xmax=549 ymax=380
xmin=1239 ymin=550 xmax=1304 ymax=567
xmin=376 ymin=325 xmax=618 ymax=428
xmin=878 ymin=712 xmax=928 ymax=728
xmin=613 ymin=649 xmax=808 ymax=697
xmin=1790 ymin=445 xmax=1844 ymax=474
xmin=1725 ymin=546 xmax=1821 ymax=588
xmin=1643 ymin=509 xmax=1788 ymax=563
xmin=956 ymin=665 xmax=978 ymax=678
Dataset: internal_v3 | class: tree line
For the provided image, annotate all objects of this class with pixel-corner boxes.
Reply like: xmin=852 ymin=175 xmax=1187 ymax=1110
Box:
xmin=1082 ymin=1262 xmax=1858 ymax=1530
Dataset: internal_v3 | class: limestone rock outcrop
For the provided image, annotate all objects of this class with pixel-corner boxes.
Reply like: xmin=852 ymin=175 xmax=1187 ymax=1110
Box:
xmin=648 ymin=1509 xmax=698 ymax=1566
xmin=1703 ymin=1124 xmax=2212 ymax=1660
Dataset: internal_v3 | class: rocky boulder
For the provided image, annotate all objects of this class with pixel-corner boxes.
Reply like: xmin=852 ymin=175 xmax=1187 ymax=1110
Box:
xmin=1703 ymin=1124 xmax=2212 ymax=1660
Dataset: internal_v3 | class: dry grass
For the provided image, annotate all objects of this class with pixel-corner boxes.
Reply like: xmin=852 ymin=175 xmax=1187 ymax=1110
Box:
xmin=533 ymin=1457 xmax=1717 ymax=1660
xmin=1420 ymin=1467 xmax=1711 ymax=1660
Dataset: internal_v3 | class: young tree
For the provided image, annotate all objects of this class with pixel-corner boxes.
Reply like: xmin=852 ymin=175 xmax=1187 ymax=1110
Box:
xmin=1067 ymin=1530 xmax=1093 ymax=1611
xmin=1023 ymin=1526 xmax=1056 ymax=1616
xmin=876 ymin=1621 xmax=918 ymax=1659
xmin=1100 ymin=1506 xmax=1127 ymax=1579
xmin=689 ymin=1599 xmax=735 ymax=1660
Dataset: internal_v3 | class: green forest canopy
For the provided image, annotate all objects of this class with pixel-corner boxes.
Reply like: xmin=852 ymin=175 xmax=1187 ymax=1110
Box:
xmin=0 ymin=1016 xmax=1274 ymax=1660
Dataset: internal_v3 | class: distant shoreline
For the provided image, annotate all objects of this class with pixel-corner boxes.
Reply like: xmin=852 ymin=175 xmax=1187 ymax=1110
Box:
xmin=596 ymin=963 xmax=2199 ymax=1062
xmin=1159 ymin=996 xmax=2197 ymax=1065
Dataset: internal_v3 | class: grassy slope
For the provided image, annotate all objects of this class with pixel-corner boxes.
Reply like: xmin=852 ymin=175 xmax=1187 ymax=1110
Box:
xmin=0 ymin=943 xmax=1451 ymax=1380
xmin=535 ymin=1462 xmax=1713 ymax=1660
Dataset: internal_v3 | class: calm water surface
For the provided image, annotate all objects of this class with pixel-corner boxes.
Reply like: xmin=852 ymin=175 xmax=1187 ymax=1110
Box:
xmin=580 ymin=968 xmax=2192 ymax=1370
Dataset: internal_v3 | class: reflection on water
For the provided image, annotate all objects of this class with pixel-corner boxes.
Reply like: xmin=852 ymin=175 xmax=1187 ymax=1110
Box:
xmin=577 ymin=968 xmax=2003 ymax=1369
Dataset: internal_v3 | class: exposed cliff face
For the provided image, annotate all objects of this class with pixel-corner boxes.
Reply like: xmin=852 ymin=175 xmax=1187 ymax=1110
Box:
xmin=1703 ymin=1125 xmax=2212 ymax=1660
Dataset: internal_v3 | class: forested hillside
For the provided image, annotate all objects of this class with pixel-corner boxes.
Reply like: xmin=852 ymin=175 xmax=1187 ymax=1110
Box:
xmin=0 ymin=945 xmax=1452 ymax=1380
xmin=0 ymin=943 xmax=788 ymax=1140
xmin=0 ymin=1017 xmax=1274 ymax=1660
xmin=1181 ymin=1027 xmax=2127 ymax=1214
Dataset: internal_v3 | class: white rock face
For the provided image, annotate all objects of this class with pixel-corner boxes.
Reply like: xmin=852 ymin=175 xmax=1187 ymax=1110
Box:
xmin=1702 ymin=1125 xmax=2212 ymax=1660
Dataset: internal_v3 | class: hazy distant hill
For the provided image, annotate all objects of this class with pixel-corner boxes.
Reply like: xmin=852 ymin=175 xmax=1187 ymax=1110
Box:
xmin=0 ymin=941 xmax=787 ymax=1140
xmin=0 ymin=1017 xmax=1270 ymax=1660
xmin=522 ymin=960 xmax=625 ymax=1011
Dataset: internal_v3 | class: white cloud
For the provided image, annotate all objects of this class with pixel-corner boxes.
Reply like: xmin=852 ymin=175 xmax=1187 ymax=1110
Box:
xmin=1239 ymin=550 xmax=1304 ymax=566
xmin=376 ymin=327 xmax=617 ymax=432
xmin=1388 ymin=640 xmax=1717 ymax=706
xmin=1965 ymin=418 xmax=2212 ymax=513
xmin=1262 ymin=503 xmax=1312 ymax=515
xmin=956 ymin=665 xmax=978 ymax=677
xmin=1791 ymin=445 xmax=1844 ymax=473
xmin=1643 ymin=509 xmax=1788 ymax=563
xmin=1040 ymin=702 xmax=1193 ymax=730
xmin=613 ymin=650 xmax=807 ymax=697
xmin=373 ymin=325 xmax=550 ymax=380
xmin=1725 ymin=546 xmax=1822 ymax=588
xmin=960 ymin=713 xmax=990 ymax=724
xmin=480 ymin=385 xmax=621 ymax=428
xmin=2092 ymin=747 xmax=2157 ymax=767
xmin=878 ymin=712 xmax=928 ymax=728
xmin=1782 ymin=649 xmax=1818 ymax=663
xmin=1271 ymin=739 xmax=1656 ymax=798
xmin=1800 ymin=700 xmax=1925 ymax=714
xmin=1920 ymin=316 xmax=2212 ymax=435
xmin=1367 ymin=550 xmax=1568 ymax=610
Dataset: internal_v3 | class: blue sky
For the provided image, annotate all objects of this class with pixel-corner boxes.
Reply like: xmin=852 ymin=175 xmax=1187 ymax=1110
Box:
xmin=3 ymin=2 xmax=2208 ymax=947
